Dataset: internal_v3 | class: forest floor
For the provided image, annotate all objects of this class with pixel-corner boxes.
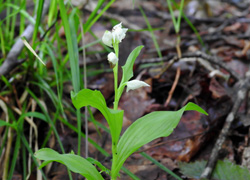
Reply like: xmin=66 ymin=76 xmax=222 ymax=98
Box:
xmin=1 ymin=0 xmax=250 ymax=179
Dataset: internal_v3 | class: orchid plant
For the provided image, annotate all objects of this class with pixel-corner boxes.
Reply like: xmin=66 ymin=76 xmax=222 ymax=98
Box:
xmin=35 ymin=23 xmax=207 ymax=180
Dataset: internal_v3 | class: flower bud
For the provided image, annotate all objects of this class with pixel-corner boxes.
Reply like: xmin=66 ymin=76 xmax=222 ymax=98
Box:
xmin=126 ymin=80 xmax=150 ymax=92
xmin=107 ymin=52 xmax=118 ymax=66
xmin=102 ymin=30 xmax=113 ymax=47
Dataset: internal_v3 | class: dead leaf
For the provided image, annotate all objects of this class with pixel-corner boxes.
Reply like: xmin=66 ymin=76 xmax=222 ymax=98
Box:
xmin=209 ymin=77 xmax=228 ymax=99
xmin=223 ymin=22 xmax=242 ymax=33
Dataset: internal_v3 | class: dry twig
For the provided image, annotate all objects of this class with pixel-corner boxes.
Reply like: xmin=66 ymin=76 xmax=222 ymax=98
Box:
xmin=164 ymin=67 xmax=181 ymax=107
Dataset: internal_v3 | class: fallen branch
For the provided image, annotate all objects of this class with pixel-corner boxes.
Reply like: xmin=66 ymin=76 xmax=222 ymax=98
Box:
xmin=138 ymin=51 xmax=240 ymax=81
xmin=0 ymin=0 xmax=50 ymax=76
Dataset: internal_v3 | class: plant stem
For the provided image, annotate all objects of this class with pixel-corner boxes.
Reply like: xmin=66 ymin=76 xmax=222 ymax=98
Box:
xmin=176 ymin=34 xmax=181 ymax=58
xmin=111 ymin=142 xmax=118 ymax=180
xmin=113 ymin=63 xmax=119 ymax=110
xmin=111 ymin=42 xmax=119 ymax=180
xmin=113 ymin=42 xmax=119 ymax=110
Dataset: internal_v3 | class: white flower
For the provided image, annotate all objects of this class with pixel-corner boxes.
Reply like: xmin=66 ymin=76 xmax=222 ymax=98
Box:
xmin=126 ymin=80 xmax=150 ymax=92
xmin=102 ymin=30 xmax=113 ymax=47
xmin=112 ymin=23 xmax=128 ymax=43
xmin=102 ymin=22 xmax=128 ymax=47
xmin=107 ymin=52 xmax=118 ymax=65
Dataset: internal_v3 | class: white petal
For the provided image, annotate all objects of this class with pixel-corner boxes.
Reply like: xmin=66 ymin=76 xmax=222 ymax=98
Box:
xmin=102 ymin=30 xmax=113 ymax=47
xmin=112 ymin=22 xmax=128 ymax=43
xmin=112 ymin=22 xmax=122 ymax=32
xmin=107 ymin=52 xmax=118 ymax=65
xmin=126 ymin=80 xmax=150 ymax=92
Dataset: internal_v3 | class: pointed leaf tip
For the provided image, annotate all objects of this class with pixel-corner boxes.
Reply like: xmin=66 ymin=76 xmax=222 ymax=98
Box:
xmin=113 ymin=102 xmax=207 ymax=177
xmin=184 ymin=102 xmax=208 ymax=116
xmin=35 ymin=148 xmax=104 ymax=180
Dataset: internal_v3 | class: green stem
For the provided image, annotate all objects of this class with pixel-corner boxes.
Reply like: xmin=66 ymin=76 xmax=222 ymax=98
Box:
xmin=113 ymin=42 xmax=119 ymax=110
xmin=117 ymin=82 xmax=127 ymax=101
xmin=111 ymin=42 xmax=119 ymax=180
xmin=113 ymin=63 xmax=118 ymax=110
xmin=111 ymin=142 xmax=118 ymax=180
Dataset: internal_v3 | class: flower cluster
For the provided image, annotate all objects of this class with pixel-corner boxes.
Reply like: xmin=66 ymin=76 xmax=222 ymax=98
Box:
xmin=102 ymin=22 xmax=128 ymax=48
xmin=102 ymin=22 xmax=150 ymax=92
xmin=102 ymin=23 xmax=128 ymax=66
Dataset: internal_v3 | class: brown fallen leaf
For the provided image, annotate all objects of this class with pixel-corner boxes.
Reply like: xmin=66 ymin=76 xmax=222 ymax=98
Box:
xmin=209 ymin=77 xmax=228 ymax=99
xmin=223 ymin=22 xmax=242 ymax=33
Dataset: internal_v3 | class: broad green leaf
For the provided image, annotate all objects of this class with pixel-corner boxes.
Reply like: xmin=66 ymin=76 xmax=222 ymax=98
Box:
xmin=120 ymin=45 xmax=144 ymax=84
xmin=71 ymin=89 xmax=124 ymax=145
xmin=35 ymin=148 xmax=104 ymax=180
xmin=113 ymin=102 xmax=207 ymax=176
xmin=60 ymin=117 xmax=141 ymax=179
xmin=179 ymin=159 xmax=250 ymax=180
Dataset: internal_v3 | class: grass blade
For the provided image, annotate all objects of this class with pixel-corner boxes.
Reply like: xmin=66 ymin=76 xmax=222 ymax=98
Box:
xmin=32 ymin=0 xmax=44 ymax=45
xmin=19 ymin=132 xmax=47 ymax=180
xmin=139 ymin=6 xmax=162 ymax=58
xmin=57 ymin=2 xmax=80 ymax=92
xmin=21 ymin=37 xmax=45 ymax=65
xmin=176 ymin=0 xmax=185 ymax=32
xmin=166 ymin=0 xmax=177 ymax=31
xmin=84 ymin=0 xmax=105 ymax=32
xmin=141 ymin=152 xmax=182 ymax=180
xmin=57 ymin=2 xmax=82 ymax=157
xmin=84 ymin=0 xmax=116 ymax=33
xmin=170 ymin=0 xmax=205 ymax=47
xmin=7 ymin=135 xmax=21 ymax=180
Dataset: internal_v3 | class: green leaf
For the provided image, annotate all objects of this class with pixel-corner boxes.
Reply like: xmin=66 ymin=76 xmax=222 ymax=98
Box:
xmin=8 ymin=134 xmax=21 ymax=180
xmin=120 ymin=45 xmax=144 ymax=84
xmin=179 ymin=159 xmax=250 ymax=180
xmin=139 ymin=7 xmax=162 ymax=58
xmin=35 ymin=148 xmax=104 ymax=180
xmin=0 ymin=120 xmax=13 ymax=127
xmin=113 ymin=102 xmax=207 ymax=176
xmin=71 ymin=89 xmax=124 ymax=145
xmin=86 ymin=157 xmax=111 ymax=175
xmin=32 ymin=0 xmax=44 ymax=46
xmin=4 ymin=3 xmax=44 ymax=33
xmin=84 ymin=0 xmax=105 ymax=32
xmin=84 ymin=0 xmax=116 ymax=33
